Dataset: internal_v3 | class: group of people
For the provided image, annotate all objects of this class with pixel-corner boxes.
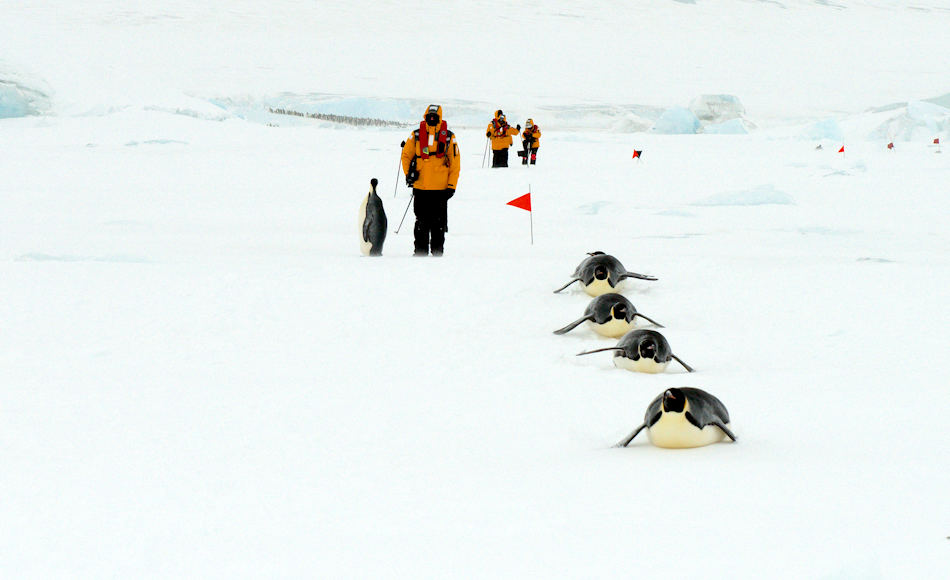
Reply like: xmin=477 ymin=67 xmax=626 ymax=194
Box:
xmin=400 ymin=105 xmax=541 ymax=256
xmin=486 ymin=109 xmax=541 ymax=167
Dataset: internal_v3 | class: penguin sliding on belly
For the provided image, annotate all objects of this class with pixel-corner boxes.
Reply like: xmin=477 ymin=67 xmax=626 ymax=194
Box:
xmin=553 ymin=293 xmax=665 ymax=338
xmin=554 ymin=251 xmax=657 ymax=297
xmin=359 ymin=178 xmax=387 ymax=256
xmin=576 ymin=329 xmax=694 ymax=373
xmin=615 ymin=387 xmax=736 ymax=448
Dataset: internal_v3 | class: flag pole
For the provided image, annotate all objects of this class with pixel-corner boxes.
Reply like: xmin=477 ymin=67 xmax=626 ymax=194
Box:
xmin=529 ymin=184 xmax=533 ymax=245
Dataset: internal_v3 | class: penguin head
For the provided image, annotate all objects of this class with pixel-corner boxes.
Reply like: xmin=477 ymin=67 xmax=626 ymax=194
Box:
xmin=611 ymin=303 xmax=629 ymax=321
xmin=637 ymin=336 xmax=659 ymax=361
xmin=587 ymin=251 xmax=606 ymax=257
xmin=662 ymin=388 xmax=687 ymax=413
xmin=425 ymin=104 xmax=443 ymax=127
xmin=370 ymin=178 xmax=378 ymax=192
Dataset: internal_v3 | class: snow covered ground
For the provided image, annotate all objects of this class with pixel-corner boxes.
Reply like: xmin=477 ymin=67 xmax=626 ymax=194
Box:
xmin=2 ymin=1 xmax=949 ymax=578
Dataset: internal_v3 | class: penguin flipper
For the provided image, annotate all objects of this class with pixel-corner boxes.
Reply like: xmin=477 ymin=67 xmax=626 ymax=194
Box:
xmin=553 ymin=278 xmax=580 ymax=293
xmin=714 ymin=421 xmax=737 ymax=442
xmin=361 ymin=194 xmax=373 ymax=242
xmin=614 ymin=423 xmax=647 ymax=447
xmin=553 ymin=315 xmax=594 ymax=335
xmin=633 ymin=313 xmax=665 ymax=328
xmin=671 ymin=354 xmax=695 ymax=373
xmin=362 ymin=216 xmax=372 ymax=243
xmin=576 ymin=347 xmax=624 ymax=356
xmin=622 ymin=272 xmax=658 ymax=282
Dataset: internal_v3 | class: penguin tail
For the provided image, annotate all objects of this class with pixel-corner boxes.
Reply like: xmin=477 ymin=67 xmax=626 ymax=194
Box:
xmin=553 ymin=278 xmax=580 ymax=293
xmin=553 ymin=316 xmax=592 ymax=335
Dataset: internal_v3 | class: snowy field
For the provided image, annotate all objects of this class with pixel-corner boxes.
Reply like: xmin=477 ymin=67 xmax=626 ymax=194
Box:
xmin=2 ymin=1 xmax=950 ymax=578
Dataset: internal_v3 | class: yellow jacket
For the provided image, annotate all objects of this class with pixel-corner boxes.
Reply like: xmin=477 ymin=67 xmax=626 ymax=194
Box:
xmin=486 ymin=113 xmax=519 ymax=150
xmin=522 ymin=123 xmax=541 ymax=147
xmin=402 ymin=105 xmax=460 ymax=191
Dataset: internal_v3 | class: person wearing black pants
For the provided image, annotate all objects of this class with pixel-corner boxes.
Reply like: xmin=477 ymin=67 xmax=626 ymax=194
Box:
xmin=400 ymin=104 xmax=460 ymax=256
xmin=412 ymin=189 xmax=450 ymax=256
xmin=486 ymin=110 xmax=520 ymax=168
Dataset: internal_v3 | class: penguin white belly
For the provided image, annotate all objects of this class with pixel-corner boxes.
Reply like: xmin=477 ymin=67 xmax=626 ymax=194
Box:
xmin=583 ymin=278 xmax=622 ymax=297
xmin=358 ymin=195 xmax=372 ymax=256
xmin=588 ymin=317 xmax=633 ymax=338
xmin=648 ymin=414 xmax=727 ymax=449
xmin=612 ymin=356 xmax=669 ymax=374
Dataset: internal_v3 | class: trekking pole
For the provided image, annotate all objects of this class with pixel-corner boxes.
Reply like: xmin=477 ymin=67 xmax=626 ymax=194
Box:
xmin=481 ymin=138 xmax=490 ymax=168
xmin=393 ymin=141 xmax=405 ymax=198
xmin=394 ymin=193 xmax=414 ymax=234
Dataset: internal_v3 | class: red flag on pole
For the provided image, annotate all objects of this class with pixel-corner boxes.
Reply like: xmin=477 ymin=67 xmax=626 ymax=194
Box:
xmin=507 ymin=188 xmax=534 ymax=244
xmin=935 ymin=138 xmax=941 ymax=145
xmin=887 ymin=142 xmax=894 ymax=150
xmin=507 ymin=192 xmax=531 ymax=212
xmin=632 ymin=150 xmax=642 ymax=159
xmin=838 ymin=146 xmax=845 ymax=153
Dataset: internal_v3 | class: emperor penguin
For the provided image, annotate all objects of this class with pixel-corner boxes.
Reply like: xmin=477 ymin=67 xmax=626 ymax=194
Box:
xmin=615 ymin=387 xmax=736 ymax=449
xmin=576 ymin=329 xmax=694 ymax=373
xmin=359 ymin=178 xmax=387 ymax=256
xmin=553 ymin=293 xmax=664 ymax=338
xmin=554 ymin=251 xmax=657 ymax=296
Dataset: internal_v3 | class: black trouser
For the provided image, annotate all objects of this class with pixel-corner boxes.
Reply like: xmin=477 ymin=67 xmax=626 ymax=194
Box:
xmin=491 ymin=148 xmax=509 ymax=167
xmin=413 ymin=189 xmax=448 ymax=256
xmin=521 ymin=141 xmax=538 ymax=164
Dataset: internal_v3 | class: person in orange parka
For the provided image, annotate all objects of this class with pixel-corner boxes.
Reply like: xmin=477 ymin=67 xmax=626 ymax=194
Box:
xmin=401 ymin=104 xmax=460 ymax=256
xmin=485 ymin=109 xmax=520 ymax=168
xmin=520 ymin=118 xmax=541 ymax=165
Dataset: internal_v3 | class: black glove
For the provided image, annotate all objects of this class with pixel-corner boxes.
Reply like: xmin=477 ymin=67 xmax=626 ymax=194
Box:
xmin=516 ymin=124 xmax=521 ymax=131
xmin=444 ymin=188 xmax=455 ymax=200
xmin=486 ymin=130 xmax=491 ymax=138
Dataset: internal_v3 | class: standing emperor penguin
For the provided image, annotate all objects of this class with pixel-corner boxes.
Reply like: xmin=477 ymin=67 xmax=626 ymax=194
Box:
xmin=553 ymin=293 xmax=664 ymax=338
xmin=359 ymin=178 xmax=387 ymax=256
xmin=614 ymin=387 xmax=736 ymax=448
xmin=576 ymin=329 xmax=694 ymax=373
xmin=554 ymin=251 xmax=657 ymax=296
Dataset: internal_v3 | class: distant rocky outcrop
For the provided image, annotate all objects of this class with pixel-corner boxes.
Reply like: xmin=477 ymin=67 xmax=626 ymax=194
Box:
xmin=269 ymin=107 xmax=409 ymax=128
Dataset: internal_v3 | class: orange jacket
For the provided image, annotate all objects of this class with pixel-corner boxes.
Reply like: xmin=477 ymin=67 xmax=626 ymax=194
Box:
xmin=486 ymin=112 xmax=519 ymax=150
xmin=522 ymin=123 xmax=541 ymax=147
xmin=401 ymin=105 xmax=460 ymax=191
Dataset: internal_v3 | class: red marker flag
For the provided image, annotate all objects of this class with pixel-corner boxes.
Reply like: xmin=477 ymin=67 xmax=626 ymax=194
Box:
xmin=506 ymin=192 xmax=531 ymax=212
xmin=507 ymin=188 xmax=534 ymax=244
xmin=632 ymin=149 xmax=643 ymax=159
xmin=935 ymin=138 xmax=941 ymax=145
xmin=838 ymin=146 xmax=845 ymax=153
xmin=887 ymin=142 xmax=894 ymax=150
